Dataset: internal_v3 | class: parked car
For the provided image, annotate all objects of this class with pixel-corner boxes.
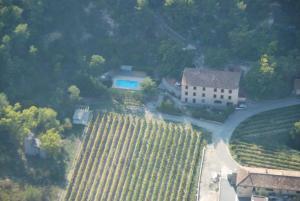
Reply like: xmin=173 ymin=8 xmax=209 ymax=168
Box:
xmin=236 ymin=103 xmax=247 ymax=110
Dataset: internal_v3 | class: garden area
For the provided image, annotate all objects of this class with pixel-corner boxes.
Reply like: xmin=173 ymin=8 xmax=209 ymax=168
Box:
xmin=230 ymin=105 xmax=300 ymax=171
xmin=64 ymin=112 xmax=206 ymax=201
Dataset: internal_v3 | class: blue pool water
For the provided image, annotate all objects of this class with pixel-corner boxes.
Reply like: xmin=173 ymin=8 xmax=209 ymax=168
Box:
xmin=115 ymin=79 xmax=140 ymax=90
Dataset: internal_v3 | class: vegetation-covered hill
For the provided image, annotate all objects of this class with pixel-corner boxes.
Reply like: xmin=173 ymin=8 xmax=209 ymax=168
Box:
xmin=1 ymin=0 xmax=300 ymax=108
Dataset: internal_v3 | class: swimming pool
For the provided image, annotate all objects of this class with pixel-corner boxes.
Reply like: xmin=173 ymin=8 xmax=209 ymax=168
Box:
xmin=115 ymin=79 xmax=140 ymax=90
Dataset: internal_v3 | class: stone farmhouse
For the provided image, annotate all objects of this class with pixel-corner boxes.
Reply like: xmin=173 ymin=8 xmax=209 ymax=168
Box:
xmin=235 ymin=167 xmax=300 ymax=198
xmin=181 ymin=68 xmax=241 ymax=106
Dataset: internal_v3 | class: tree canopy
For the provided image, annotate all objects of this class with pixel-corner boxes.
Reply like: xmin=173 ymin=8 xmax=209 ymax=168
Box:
xmin=40 ymin=129 xmax=62 ymax=156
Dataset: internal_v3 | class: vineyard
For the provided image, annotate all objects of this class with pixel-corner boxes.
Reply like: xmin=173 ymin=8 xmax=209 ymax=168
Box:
xmin=230 ymin=104 xmax=300 ymax=171
xmin=64 ymin=112 xmax=204 ymax=201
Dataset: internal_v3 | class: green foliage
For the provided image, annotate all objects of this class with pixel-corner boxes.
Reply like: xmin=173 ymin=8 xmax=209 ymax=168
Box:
xmin=2 ymin=35 xmax=11 ymax=44
xmin=190 ymin=106 xmax=234 ymax=123
xmin=0 ymin=179 xmax=56 ymax=201
xmin=68 ymin=85 xmax=81 ymax=102
xmin=259 ymin=54 xmax=276 ymax=74
xmin=136 ymin=0 xmax=148 ymax=9
xmin=290 ymin=121 xmax=300 ymax=150
xmin=29 ymin=45 xmax=38 ymax=55
xmin=158 ymin=40 xmax=193 ymax=77
xmin=157 ymin=98 xmax=182 ymax=115
xmin=63 ymin=118 xmax=73 ymax=130
xmin=244 ymin=54 xmax=290 ymax=99
xmin=0 ymin=95 xmax=62 ymax=144
xmin=0 ymin=93 xmax=9 ymax=114
xmin=164 ymin=0 xmax=175 ymax=6
xmin=89 ymin=55 xmax=105 ymax=68
xmin=14 ymin=23 xmax=30 ymax=38
xmin=40 ymin=129 xmax=62 ymax=156
xmin=236 ymin=1 xmax=247 ymax=11
xmin=24 ymin=186 xmax=43 ymax=201
xmin=140 ymin=77 xmax=156 ymax=97
xmin=204 ymin=47 xmax=229 ymax=68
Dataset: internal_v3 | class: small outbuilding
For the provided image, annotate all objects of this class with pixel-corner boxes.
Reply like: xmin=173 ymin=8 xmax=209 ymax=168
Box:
xmin=294 ymin=78 xmax=300 ymax=95
xmin=24 ymin=132 xmax=46 ymax=158
xmin=73 ymin=106 xmax=91 ymax=126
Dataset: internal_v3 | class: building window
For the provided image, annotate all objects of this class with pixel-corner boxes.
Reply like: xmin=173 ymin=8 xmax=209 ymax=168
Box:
xmin=201 ymin=99 xmax=205 ymax=103
xmin=220 ymin=95 xmax=224 ymax=99
xmin=213 ymin=94 xmax=217 ymax=98
xmin=227 ymin=102 xmax=233 ymax=107
xmin=185 ymin=98 xmax=188 ymax=102
xmin=193 ymin=98 xmax=196 ymax=103
xmin=193 ymin=92 xmax=196 ymax=96
xmin=228 ymin=96 xmax=232 ymax=100
xmin=214 ymin=100 xmax=222 ymax=104
xmin=203 ymin=87 xmax=206 ymax=91
xmin=185 ymin=92 xmax=188 ymax=95
xmin=202 ymin=93 xmax=205 ymax=97
xmin=266 ymin=188 xmax=273 ymax=191
xmin=221 ymin=89 xmax=224 ymax=93
xmin=193 ymin=86 xmax=197 ymax=90
xmin=229 ymin=89 xmax=232 ymax=94
xmin=185 ymin=86 xmax=188 ymax=90
xmin=214 ymin=88 xmax=217 ymax=92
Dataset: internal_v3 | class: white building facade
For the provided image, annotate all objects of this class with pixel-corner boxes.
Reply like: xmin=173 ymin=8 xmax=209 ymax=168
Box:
xmin=181 ymin=68 xmax=241 ymax=106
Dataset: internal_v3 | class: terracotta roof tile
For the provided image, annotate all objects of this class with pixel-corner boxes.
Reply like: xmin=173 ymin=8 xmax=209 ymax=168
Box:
xmin=181 ymin=68 xmax=241 ymax=89
xmin=236 ymin=167 xmax=300 ymax=191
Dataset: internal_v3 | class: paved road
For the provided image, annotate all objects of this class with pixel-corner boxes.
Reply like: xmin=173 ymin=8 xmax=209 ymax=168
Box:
xmin=146 ymin=97 xmax=300 ymax=201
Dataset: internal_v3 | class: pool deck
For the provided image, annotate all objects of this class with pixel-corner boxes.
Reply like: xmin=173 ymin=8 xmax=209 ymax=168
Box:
xmin=112 ymin=75 xmax=146 ymax=90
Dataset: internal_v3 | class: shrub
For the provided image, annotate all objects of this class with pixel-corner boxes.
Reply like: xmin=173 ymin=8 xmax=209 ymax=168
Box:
xmin=157 ymin=98 xmax=182 ymax=115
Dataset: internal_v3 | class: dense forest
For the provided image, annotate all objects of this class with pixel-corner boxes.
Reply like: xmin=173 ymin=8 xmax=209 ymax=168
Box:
xmin=0 ymin=0 xmax=300 ymax=200
xmin=1 ymin=0 xmax=300 ymax=107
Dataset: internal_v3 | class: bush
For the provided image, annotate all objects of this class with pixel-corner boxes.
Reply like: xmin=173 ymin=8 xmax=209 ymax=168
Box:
xmin=190 ymin=106 xmax=234 ymax=122
xmin=157 ymin=98 xmax=182 ymax=115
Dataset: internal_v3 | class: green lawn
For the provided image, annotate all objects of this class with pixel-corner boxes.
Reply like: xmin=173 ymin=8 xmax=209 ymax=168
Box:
xmin=64 ymin=112 xmax=205 ymax=201
xmin=230 ymin=105 xmax=300 ymax=171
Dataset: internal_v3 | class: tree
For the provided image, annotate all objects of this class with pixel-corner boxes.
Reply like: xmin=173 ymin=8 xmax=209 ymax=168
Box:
xmin=237 ymin=1 xmax=247 ymax=11
xmin=29 ymin=45 xmax=38 ymax=55
xmin=164 ymin=0 xmax=175 ymax=6
xmin=290 ymin=121 xmax=300 ymax=150
xmin=37 ymin=108 xmax=61 ymax=132
xmin=204 ymin=47 xmax=229 ymax=67
xmin=0 ymin=93 xmax=9 ymax=115
xmin=89 ymin=54 xmax=105 ymax=68
xmin=136 ymin=0 xmax=148 ymax=9
xmin=68 ymin=85 xmax=81 ymax=101
xmin=2 ymin=35 xmax=11 ymax=44
xmin=141 ymin=77 xmax=156 ymax=97
xmin=24 ymin=186 xmax=43 ymax=201
xmin=14 ymin=23 xmax=30 ymax=39
xmin=259 ymin=54 xmax=276 ymax=74
xmin=39 ymin=129 xmax=62 ymax=156
xmin=63 ymin=118 xmax=72 ymax=130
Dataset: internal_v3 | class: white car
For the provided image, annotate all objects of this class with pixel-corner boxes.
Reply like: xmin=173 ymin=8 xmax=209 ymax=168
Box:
xmin=236 ymin=103 xmax=247 ymax=110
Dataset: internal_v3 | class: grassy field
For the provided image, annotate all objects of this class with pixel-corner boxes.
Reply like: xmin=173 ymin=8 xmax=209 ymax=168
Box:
xmin=230 ymin=105 xmax=300 ymax=171
xmin=64 ymin=112 xmax=205 ymax=201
